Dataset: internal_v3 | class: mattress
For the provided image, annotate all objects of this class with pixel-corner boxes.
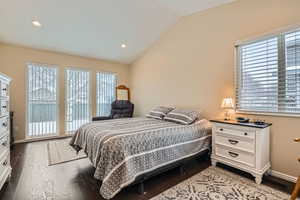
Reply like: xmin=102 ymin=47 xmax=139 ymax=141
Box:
xmin=70 ymin=117 xmax=212 ymax=199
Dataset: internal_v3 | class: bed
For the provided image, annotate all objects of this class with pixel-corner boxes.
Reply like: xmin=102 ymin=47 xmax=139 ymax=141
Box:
xmin=70 ymin=117 xmax=212 ymax=199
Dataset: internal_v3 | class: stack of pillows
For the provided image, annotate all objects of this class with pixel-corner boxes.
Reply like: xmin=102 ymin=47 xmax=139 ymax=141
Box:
xmin=146 ymin=106 xmax=200 ymax=125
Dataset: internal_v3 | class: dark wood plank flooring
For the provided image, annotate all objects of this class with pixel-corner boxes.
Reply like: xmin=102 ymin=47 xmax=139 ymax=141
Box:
xmin=0 ymin=140 xmax=295 ymax=200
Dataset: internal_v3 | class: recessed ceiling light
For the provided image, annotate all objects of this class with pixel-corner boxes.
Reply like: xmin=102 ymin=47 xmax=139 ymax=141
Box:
xmin=121 ymin=44 xmax=127 ymax=48
xmin=32 ymin=20 xmax=42 ymax=27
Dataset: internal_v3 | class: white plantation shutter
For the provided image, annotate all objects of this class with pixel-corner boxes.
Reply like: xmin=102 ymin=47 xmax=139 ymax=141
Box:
xmin=96 ymin=72 xmax=117 ymax=116
xmin=65 ymin=69 xmax=90 ymax=133
xmin=27 ymin=63 xmax=58 ymax=137
xmin=236 ymin=28 xmax=300 ymax=115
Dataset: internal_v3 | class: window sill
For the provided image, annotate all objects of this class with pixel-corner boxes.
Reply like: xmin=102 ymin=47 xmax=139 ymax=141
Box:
xmin=236 ymin=110 xmax=300 ymax=118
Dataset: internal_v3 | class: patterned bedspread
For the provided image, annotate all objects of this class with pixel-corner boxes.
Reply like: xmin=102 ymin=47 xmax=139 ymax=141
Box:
xmin=70 ymin=117 xmax=212 ymax=199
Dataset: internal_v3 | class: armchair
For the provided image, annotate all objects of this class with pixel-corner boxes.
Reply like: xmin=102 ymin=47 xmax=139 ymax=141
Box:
xmin=92 ymin=100 xmax=134 ymax=121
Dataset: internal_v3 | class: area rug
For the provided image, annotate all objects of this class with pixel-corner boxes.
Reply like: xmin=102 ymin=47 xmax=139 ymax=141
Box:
xmin=47 ymin=138 xmax=87 ymax=166
xmin=150 ymin=166 xmax=290 ymax=200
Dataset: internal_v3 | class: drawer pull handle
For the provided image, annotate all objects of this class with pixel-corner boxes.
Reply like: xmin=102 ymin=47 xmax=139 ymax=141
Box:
xmin=244 ymin=132 xmax=248 ymax=136
xmin=2 ymin=88 xmax=7 ymax=91
xmin=228 ymin=139 xmax=239 ymax=145
xmin=2 ymin=122 xmax=7 ymax=127
xmin=2 ymin=106 xmax=7 ymax=108
xmin=2 ymin=160 xmax=8 ymax=166
xmin=219 ymin=128 xmax=223 ymax=131
xmin=228 ymin=151 xmax=239 ymax=158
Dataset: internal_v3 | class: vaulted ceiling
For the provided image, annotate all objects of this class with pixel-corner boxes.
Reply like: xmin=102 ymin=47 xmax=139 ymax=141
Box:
xmin=0 ymin=0 xmax=234 ymax=63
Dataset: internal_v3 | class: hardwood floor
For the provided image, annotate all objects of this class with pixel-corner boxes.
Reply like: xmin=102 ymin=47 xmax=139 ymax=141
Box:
xmin=0 ymin=140 xmax=295 ymax=200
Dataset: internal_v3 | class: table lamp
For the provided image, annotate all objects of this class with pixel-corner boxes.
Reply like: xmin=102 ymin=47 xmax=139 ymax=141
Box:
xmin=221 ymin=97 xmax=234 ymax=120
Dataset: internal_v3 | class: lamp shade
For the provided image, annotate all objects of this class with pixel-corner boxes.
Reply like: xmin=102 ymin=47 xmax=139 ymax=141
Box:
xmin=221 ymin=98 xmax=234 ymax=109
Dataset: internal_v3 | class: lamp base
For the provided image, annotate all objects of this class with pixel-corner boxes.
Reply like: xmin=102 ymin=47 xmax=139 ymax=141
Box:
xmin=224 ymin=110 xmax=231 ymax=121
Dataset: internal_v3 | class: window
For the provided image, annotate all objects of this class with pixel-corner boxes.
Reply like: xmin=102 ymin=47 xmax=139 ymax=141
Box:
xmin=27 ymin=63 xmax=58 ymax=137
xmin=236 ymin=28 xmax=300 ymax=115
xmin=96 ymin=72 xmax=117 ymax=116
xmin=65 ymin=69 xmax=90 ymax=133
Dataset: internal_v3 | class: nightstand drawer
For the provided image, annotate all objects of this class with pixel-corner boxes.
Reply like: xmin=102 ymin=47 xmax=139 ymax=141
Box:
xmin=216 ymin=145 xmax=255 ymax=167
xmin=0 ymin=100 xmax=9 ymax=117
xmin=0 ymin=151 xmax=10 ymax=187
xmin=216 ymin=125 xmax=255 ymax=140
xmin=0 ymin=136 xmax=9 ymax=153
xmin=0 ymin=82 xmax=8 ymax=98
xmin=0 ymin=116 xmax=9 ymax=135
xmin=215 ymin=133 xmax=255 ymax=153
xmin=0 ymin=152 xmax=9 ymax=172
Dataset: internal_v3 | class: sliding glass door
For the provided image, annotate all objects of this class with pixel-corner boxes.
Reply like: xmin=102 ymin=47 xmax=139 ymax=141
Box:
xmin=27 ymin=63 xmax=58 ymax=138
xmin=65 ymin=69 xmax=90 ymax=134
xmin=96 ymin=72 xmax=117 ymax=116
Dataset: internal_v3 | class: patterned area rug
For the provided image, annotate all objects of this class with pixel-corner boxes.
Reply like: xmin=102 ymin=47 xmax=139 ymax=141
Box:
xmin=151 ymin=166 xmax=290 ymax=200
xmin=47 ymin=138 xmax=87 ymax=166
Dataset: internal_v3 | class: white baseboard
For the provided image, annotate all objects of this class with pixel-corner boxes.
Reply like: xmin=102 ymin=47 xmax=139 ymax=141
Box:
xmin=14 ymin=135 xmax=72 ymax=144
xmin=270 ymin=169 xmax=297 ymax=183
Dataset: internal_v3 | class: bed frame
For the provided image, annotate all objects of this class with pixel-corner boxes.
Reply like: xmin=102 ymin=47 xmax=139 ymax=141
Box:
xmin=128 ymin=148 xmax=210 ymax=194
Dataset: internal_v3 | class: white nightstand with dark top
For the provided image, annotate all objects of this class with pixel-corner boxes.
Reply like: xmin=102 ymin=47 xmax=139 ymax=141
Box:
xmin=209 ymin=119 xmax=272 ymax=184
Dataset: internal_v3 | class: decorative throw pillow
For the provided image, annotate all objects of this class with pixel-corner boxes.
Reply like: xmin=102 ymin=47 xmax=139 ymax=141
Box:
xmin=146 ymin=106 xmax=175 ymax=120
xmin=164 ymin=108 xmax=200 ymax=125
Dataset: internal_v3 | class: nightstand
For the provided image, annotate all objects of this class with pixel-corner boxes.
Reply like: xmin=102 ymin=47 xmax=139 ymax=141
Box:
xmin=210 ymin=119 xmax=272 ymax=184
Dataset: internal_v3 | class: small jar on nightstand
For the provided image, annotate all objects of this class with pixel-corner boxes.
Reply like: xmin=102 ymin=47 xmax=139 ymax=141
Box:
xmin=209 ymin=119 xmax=272 ymax=184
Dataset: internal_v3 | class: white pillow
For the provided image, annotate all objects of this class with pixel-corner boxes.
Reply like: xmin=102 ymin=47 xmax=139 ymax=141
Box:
xmin=146 ymin=106 xmax=175 ymax=120
xmin=164 ymin=108 xmax=200 ymax=125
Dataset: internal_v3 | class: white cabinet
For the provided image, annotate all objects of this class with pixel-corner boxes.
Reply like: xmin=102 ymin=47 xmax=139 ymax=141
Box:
xmin=0 ymin=73 xmax=11 ymax=192
xmin=210 ymin=120 xmax=271 ymax=184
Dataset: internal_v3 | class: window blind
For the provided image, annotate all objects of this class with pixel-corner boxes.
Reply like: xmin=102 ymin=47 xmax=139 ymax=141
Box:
xmin=236 ymin=28 xmax=300 ymax=115
xmin=96 ymin=72 xmax=117 ymax=116
xmin=65 ymin=69 xmax=90 ymax=133
xmin=27 ymin=63 xmax=58 ymax=137
xmin=284 ymin=30 xmax=300 ymax=112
